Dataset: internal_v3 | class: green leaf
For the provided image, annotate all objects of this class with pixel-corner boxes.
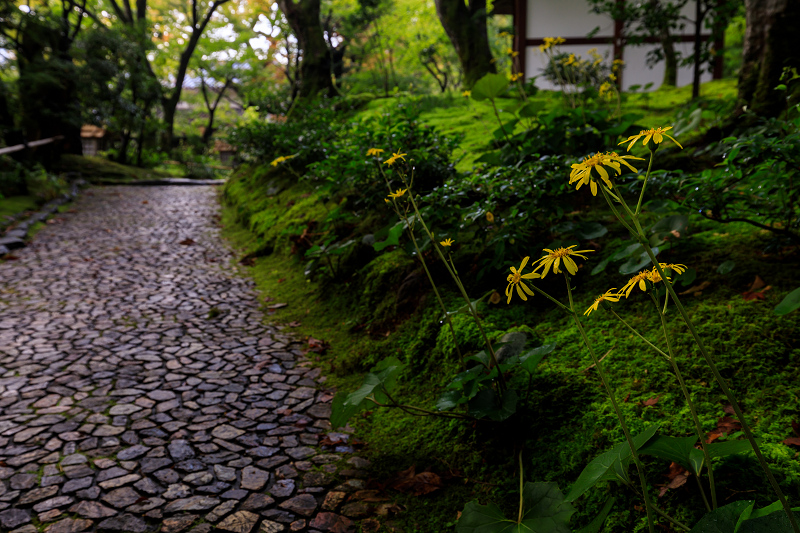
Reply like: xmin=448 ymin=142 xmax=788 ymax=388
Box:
xmin=675 ymin=267 xmax=697 ymax=287
xmin=436 ymin=390 xmax=464 ymax=411
xmin=493 ymin=119 xmax=520 ymax=140
xmin=329 ymin=357 xmax=405 ymax=428
xmin=519 ymin=344 xmax=556 ymax=374
xmin=330 ymin=391 xmax=365 ymax=430
xmin=456 ymin=483 xmax=575 ymax=533
xmin=518 ymin=101 xmax=546 ymax=117
xmin=774 ymin=287 xmax=800 ymax=316
xmin=691 ymin=501 xmax=753 ymax=533
xmin=717 ymin=260 xmax=736 ymax=274
xmin=708 ymin=438 xmax=757 ymax=459
xmin=611 ymin=243 xmax=642 ymax=261
xmin=471 ymin=73 xmax=510 ymax=101
xmin=474 ymin=152 xmax=502 ymax=166
xmin=565 ymin=425 xmax=659 ymax=502
xmin=374 ymin=221 xmax=404 ymax=251
xmin=575 ymin=222 xmax=607 ymax=240
xmin=638 ymin=435 xmax=700 ymax=473
xmin=651 ymin=214 xmax=688 ymax=235
xmin=590 ymin=257 xmax=610 ymax=276
xmin=737 ymin=502 xmax=800 ymax=533
xmin=468 ymin=389 xmax=518 ymax=421
xmin=576 ymin=497 xmax=616 ymax=533
xmin=619 ymin=249 xmax=656 ymax=275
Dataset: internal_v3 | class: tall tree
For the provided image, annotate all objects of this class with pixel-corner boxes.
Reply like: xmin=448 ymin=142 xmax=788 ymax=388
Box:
xmin=433 ymin=0 xmax=495 ymax=88
xmin=738 ymin=0 xmax=800 ymax=117
xmin=277 ymin=0 xmax=337 ymax=98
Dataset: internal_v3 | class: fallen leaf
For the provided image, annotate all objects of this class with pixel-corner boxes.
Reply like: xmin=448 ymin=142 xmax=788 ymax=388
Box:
xmin=658 ymin=462 xmax=689 ymax=497
xmin=783 ymin=437 xmax=800 ymax=447
xmin=352 ymin=490 xmax=390 ymax=503
xmin=389 ymin=465 xmax=443 ymax=496
xmin=642 ymin=396 xmax=660 ymax=407
xmin=278 ymin=278 xmax=286 ymax=283
xmin=179 ymin=238 xmax=195 ymax=245
xmin=320 ymin=433 xmax=349 ymax=447
xmin=623 ymin=393 xmax=631 ymax=403
xmin=679 ymin=281 xmax=711 ymax=296
xmin=142 ymin=200 xmax=148 ymax=204
xmin=306 ymin=337 xmax=327 ymax=354
xmin=361 ymin=519 xmax=381 ymax=533
xmin=742 ymin=286 xmax=771 ymax=301
xmin=748 ymin=275 xmax=766 ymax=291
xmin=706 ymin=413 xmax=742 ymax=443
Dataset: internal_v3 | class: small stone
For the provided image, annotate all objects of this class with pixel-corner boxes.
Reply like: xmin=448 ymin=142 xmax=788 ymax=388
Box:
xmin=216 ymin=510 xmax=259 ymax=533
xmin=340 ymin=501 xmax=373 ymax=519
xmin=18 ymin=486 xmax=59 ymax=505
xmin=98 ymin=474 xmax=141 ymax=489
xmin=240 ymin=466 xmax=269 ymax=491
xmin=269 ymin=479 xmax=295 ymax=498
xmin=0 ymin=509 xmax=31 ymax=529
xmin=278 ymin=494 xmax=317 ymax=516
xmin=10 ymin=474 xmax=37 ymax=490
xmin=126 ymin=497 xmax=165 ymax=513
xmin=183 ymin=471 xmax=212 ymax=486
xmin=69 ymin=500 xmax=117 ymax=518
xmin=322 ymin=492 xmax=347 ymax=511
xmin=163 ymin=484 xmax=191 ymax=500
xmin=211 ymin=425 xmax=245 ymax=440
xmin=102 ymin=487 xmax=140 ymax=508
xmin=259 ymin=521 xmax=285 ymax=533
xmin=33 ymin=496 xmax=74 ymax=513
xmin=240 ymin=493 xmax=274 ymax=511
xmin=168 ymin=440 xmax=194 ymax=461
xmin=163 ymin=496 xmax=220 ymax=513
xmin=134 ymin=477 xmax=163 ymax=495
xmin=160 ymin=516 xmax=196 ymax=533
xmin=285 ymin=447 xmax=315 ymax=460
xmin=96 ymin=514 xmax=147 ymax=532
xmin=45 ymin=518 xmax=94 ymax=533
xmin=117 ymin=445 xmax=149 ymax=461
xmin=206 ymin=500 xmax=236 ymax=522
xmin=214 ymin=465 xmax=236 ymax=482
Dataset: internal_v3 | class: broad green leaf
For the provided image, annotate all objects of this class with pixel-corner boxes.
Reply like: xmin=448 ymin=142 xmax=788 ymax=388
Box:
xmin=651 ymin=214 xmax=688 ymax=235
xmin=774 ymin=287 xmax=800 ymax=316
xmin=565 ymin=425 xmax=659 ymax=502
xmin=611 ymin=243 xmax=642 ymax=261
xmin=493 ymin=119 xmax=520 ymax=140
xmin=691 ymin=500 xmax=753 ymax=533
xmin=330 ymin=391 xmax=364 ymax=430
xmin=590 ymin=257 xmax=610 ymax=276
xmin=708 ymin=439 xmax=757 ymax=459
xmin=576 ymin=497 xmax=616 ymax=533
xmin=436 ymin=390 xmax=464 ymax=411
xmin=717 ymin=260 xmax=736 ymax=274
xmin=456 ymin=483 xmax=575 ymax=533
xmin=638 ymin=435 xmax=700 ymax=473
xmin=675 ymin=267 xmax=697 ymax=287
xmin=518 ymin=101 xmax=546 ymax=117
xmin=373 ymin=221 xmax=404 ymax=251
xmin=575 ymin=222 xmax=607 ymax=240
xmin=474 ymin=152 xmax=502 ymax=166
xmin=519 ymin=344 xmax=556 ymax=374
xmin=468 ymin=389 xmax=518 ymax=421
xmin=737 ymin=503 xmax=800 ymax=533
xmin=471 ymin=73 xmax=510 ymax=101
xmin=619 ymin=249 xmax=656 ymax=275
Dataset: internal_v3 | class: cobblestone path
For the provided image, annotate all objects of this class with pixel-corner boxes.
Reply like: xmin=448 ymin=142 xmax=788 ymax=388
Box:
xmin=0 ymin=187 xmax=368 ymax=533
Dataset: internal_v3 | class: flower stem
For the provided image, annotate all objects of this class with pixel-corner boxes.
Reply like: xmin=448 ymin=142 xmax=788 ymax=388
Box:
xmin=649 ymin=293 xmax=716 ymax=510
xmin=607 ymin=308 xmax=669 ymax=361
xmin=564 ymin=273 xmax=655 ymax=533
xmin=635 ymin=151 xmax=655 ymax=216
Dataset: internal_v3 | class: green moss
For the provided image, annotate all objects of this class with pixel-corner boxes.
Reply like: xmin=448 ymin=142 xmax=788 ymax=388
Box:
xmin=0 ymin=195 xmax=38 ymax=219
xmin=57 ymin=155 xmax=176 ymax=184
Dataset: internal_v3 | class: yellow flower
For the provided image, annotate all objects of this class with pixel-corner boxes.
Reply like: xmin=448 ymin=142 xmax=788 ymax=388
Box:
xmin=486 ymin=211 xmax=494 ymax=223
xmin=619 ymin=126 xmax=683 ymax=152
xmin=440 ymin=238 xmax=454 ymax=247
xmin=584 ymin=289 xmax=621 ymax=315
xmin=384 ymin=198 xmax=390 ymax=203
xmin=658 ymin=263 xmax=687 ymax=275
xmin=383 ymin=152 xmax=407 ymax=166
xmin=620 ymin=271 xmax=651 ymax=298
xmin=569 ymin=152 xmax=643 ymax=196
xmin=564 ymin=53 xmax=576 ymax=66
xmin=510 ymin=73 xmax=523 ymax=82
xmin=387 ymin=188 xmax=407 ymax=199
xmin=609 ymin=73 xmax=617 ymax=82
xmin=462 ymin=90 xmax=471 ymax=97
xmin=539 ymin=36 xmax=565 ymax=53
xmin=270 ymin=155 xmax=295 ymax=167
xmin=506 ymin=256 xmax=541 ymax=304
xmin=367 ymin=148 xmax=385 ymax=156
xmin=599 ymin=81 xmax=613 ymax=98
xmin=532 ymin=245 xmax=594 ymax=278
xmin=499 ymin=31 xmax=510 ymax=38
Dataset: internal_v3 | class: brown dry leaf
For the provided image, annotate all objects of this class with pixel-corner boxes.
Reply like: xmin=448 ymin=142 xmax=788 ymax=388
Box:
xmin=748 ymin=275 xmax=766 ymax=291
xmin=742 ymin=286 xmax=772 ymax=301
xmin=658 ymin=462 xmax=689 ymax=497
xmin=642 ymin=396 xmax=660 ymax=407
xmin=306 ymin=337 xmax=328 ymax=354
xmin=320 ymin=433 xmax=349 ymax=447
xmin=706 ymin=413 xmax=742 ymax=443
xmin=783 ymin=437 xmax=800 ymax=447
xmin=353 ymin=490 xmax=390 ymax=503
xmin=361 ymin=519 xmax=381 ymax=533
xmin=319 ymin=392 xmax=335 ymax=403
xmin=679 ymin=281 xmax=711 ymax=296
xmin=179 ymin=238 xmax=195 ymax=245
xmin=389 ymin=466 xmax=444 ymax=496
xmin=142 ymin=200 xmax=148 ymax=204
xmin=287 ymin=321 xmax=301 ymax=327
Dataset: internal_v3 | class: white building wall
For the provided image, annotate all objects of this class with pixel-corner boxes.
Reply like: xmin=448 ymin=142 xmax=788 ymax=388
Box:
xmin=524 ymin=0 xmax=710 ymax=92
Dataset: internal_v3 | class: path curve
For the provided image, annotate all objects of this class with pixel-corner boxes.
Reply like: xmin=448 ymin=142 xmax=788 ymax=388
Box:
xmin=0 ymin=187 xmax=368 ymax=533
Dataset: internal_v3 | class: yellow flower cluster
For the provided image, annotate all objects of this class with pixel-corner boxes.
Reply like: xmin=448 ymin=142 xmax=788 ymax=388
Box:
xmin=383 ymin=152 xmax=407 ymax=166
xmin=599 ymin=81 xmax=614 ymax=99
xmin=505 ymin=247 xmax=595 ymax=303
xmin=505 ymin=47 xmax=520 ymax=58
xmin=367 ymin=148 xmax=384 ymax=157
xmin=510 ymin=73 xmax=523 ymax=82
xmin=539 ymin=36 xmax=565 ymax=53
xmin=562 ymin=53 xmax=577 ymax=66
xmin=462 ymin=90 xmax=471 ymax=98
xmin=619 ymin=126 xmax=683 ymax=152
xmin=270 ymin=155 xmax=295 ymax=167
xmin=585 ymin=263 xmax=687 ymax=314
xmin=569 ymin=152 xmax=643 ymax=196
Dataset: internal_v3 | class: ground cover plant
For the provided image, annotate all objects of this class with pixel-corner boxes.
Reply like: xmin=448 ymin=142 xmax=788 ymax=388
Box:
xmin=221 ymin=69 xmax=800 ymax=531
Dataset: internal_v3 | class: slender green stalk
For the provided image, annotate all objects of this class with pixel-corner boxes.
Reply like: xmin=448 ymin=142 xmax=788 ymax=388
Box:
xmin=650 ymin=292 xmax=716 ymax=510
xmin=368 ymin=394 xmax=474 ymax=420
xmin=403 ymin=186 xmax=507 ymax=389
xmin=604 ymin=166 xmax=799 ymax=530
xmin=635 ymin=151 xmax=655 ymax=215
xmin=622 ymin=480 xmax=691 ymax=532
xmin=599 ymin=186 xmax=636 ymax=235
xmin=607 ymin=308 xmax=670 ymax=361
xmin=518 ymin=452 xmax=524 ymax=524
xmin=695 ymin=475 xmax=711 ymax=513
xmin=488 ymin=97 xmax=516 ymax=150
xmin=526 ymin=283 xmax=571 ymax=313
xmin=564 ymin=273 xmax=656 ymax=533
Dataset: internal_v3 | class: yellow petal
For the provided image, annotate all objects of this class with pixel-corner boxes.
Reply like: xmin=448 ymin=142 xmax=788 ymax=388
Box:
xmin=521 ymin=283 xmax=535 ymax=296
xmin=520 ymin=256 xmax=530 ymax=270
xmin=516 ymin=284 xmax=528 ymax=301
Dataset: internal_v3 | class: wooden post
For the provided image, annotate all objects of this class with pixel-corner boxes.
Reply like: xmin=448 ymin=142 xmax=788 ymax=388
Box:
xmin=514 ymin=0 xmax=527 ymax=79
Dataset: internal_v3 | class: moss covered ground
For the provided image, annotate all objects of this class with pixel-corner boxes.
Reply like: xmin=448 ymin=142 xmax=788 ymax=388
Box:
xmin=219 ymin=79 xmax=800 ymax=532
xmin=0 ymin=194 xmax=38 ymax=220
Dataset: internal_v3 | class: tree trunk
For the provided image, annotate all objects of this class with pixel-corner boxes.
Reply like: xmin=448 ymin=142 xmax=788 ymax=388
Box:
xmin=434 ymin=0 xmax=496 ymax=88
xmin=738 ymin=0 xmax=800 ymax=117
xmin=660 ymin=28 xmax=678 ymax=86
xmin=691 ymin=1 xmax=704 ymax=99
xmin=277 ymin=0 xmax=337 ymax=99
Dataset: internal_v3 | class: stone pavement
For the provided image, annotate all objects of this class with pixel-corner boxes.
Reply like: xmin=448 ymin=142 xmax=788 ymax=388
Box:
xmin=0 ymin=187 xmax=371 ymax=533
